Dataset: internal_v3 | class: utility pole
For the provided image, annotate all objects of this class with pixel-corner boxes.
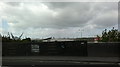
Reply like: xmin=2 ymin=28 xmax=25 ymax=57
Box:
xmin=81 ymin=30 xmax=82 ymax=38
xmin=78 ymin=29 xmax=84 ymax=38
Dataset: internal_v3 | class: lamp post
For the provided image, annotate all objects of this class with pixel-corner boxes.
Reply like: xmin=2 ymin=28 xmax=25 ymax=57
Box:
xmin=78 ymin=29 xmax=84 ymax=38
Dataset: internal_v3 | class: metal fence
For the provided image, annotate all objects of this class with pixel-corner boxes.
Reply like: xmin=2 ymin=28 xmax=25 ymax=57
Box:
xmin=2 ymin=41 xmax=120 ymax=57
xmin=2 ymin=41 xmax=88 ymax=56
xmin=87 ymin=42 xmax=120 ymax=57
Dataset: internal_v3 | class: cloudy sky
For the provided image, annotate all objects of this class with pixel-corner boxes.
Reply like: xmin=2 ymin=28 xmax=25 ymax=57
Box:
xmin=0 ymin=2 xmax=118 ymax=39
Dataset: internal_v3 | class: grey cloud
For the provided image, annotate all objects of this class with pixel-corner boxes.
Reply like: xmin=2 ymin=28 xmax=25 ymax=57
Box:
xmin=3 ymin=2 xmax=92 ymax=29
xmin=0 ymin=2 xmax=118 ymax=38
xmin=91 ymin=10 xmax=118 ymax=29
xmin=2 ymin=2 xmax=118 ymax=29
xmin=43 ymin=2 xmax=74 ymax=10
xmin=6 ymin=2 xmax=21 ymax=6
xmin=41 ymin=2 xmax=95 ymax=28
xmin=43 ymin=2 xmax=118 ymax=29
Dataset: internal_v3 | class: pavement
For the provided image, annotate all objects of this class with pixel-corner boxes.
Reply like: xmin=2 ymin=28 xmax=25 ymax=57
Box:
xmin=2 ymin=56 xmax=120 ymax=65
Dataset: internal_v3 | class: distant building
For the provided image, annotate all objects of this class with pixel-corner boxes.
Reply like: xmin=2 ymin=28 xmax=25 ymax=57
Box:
xmin=75 ymin=37 xmax=95 ymax=42
xmin=33 ymin=37 xmax=99 ymax=42
xmin=42 ymin=38 xmax=74 ymax=42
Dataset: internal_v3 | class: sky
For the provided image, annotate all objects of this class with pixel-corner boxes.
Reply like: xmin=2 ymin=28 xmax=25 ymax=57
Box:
xmin=0 ymin=1 xmax=118 ymax=39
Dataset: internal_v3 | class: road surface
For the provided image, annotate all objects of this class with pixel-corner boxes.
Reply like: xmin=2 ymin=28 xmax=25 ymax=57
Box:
xmin=2 ymin=56 xmax=120 ymax=66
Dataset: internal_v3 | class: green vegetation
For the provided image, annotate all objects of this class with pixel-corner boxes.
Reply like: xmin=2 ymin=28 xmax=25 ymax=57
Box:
xmin=100 ymin=27 xmax=120 ymax=42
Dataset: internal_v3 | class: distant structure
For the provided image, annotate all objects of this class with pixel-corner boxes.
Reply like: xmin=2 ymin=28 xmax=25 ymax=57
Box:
xmin=10 ymin=32 xmax=23 ymax=40
xmin=42 ymin=37 xmax=52 ymax=42
xmin=42 ymin=37 xmax=74 ymax=42
xmin=2 ymin=32 xmax=26 ymax=42
xmin=75 ymin=37 xmax=95 ymax=42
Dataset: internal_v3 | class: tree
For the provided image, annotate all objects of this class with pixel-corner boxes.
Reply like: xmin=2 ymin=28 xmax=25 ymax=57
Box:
xmin=101 ymin=29 xmax=108 ymax=42
xmin=101 ymin=27 xmax=120 ymax=42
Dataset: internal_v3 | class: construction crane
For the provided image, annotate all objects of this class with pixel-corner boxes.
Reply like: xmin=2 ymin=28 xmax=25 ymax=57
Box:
xmin=10 ymin=33 xmax=23 ymax=40
xmin=11 ymin=33 xmax=15 ymax=40
xmin=18 ymin=33 xmax=23 ymax=40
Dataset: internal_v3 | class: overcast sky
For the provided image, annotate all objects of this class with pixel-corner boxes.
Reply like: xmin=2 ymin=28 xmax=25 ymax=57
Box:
xmin=0 ymin=2 xmax=118 ymax=39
